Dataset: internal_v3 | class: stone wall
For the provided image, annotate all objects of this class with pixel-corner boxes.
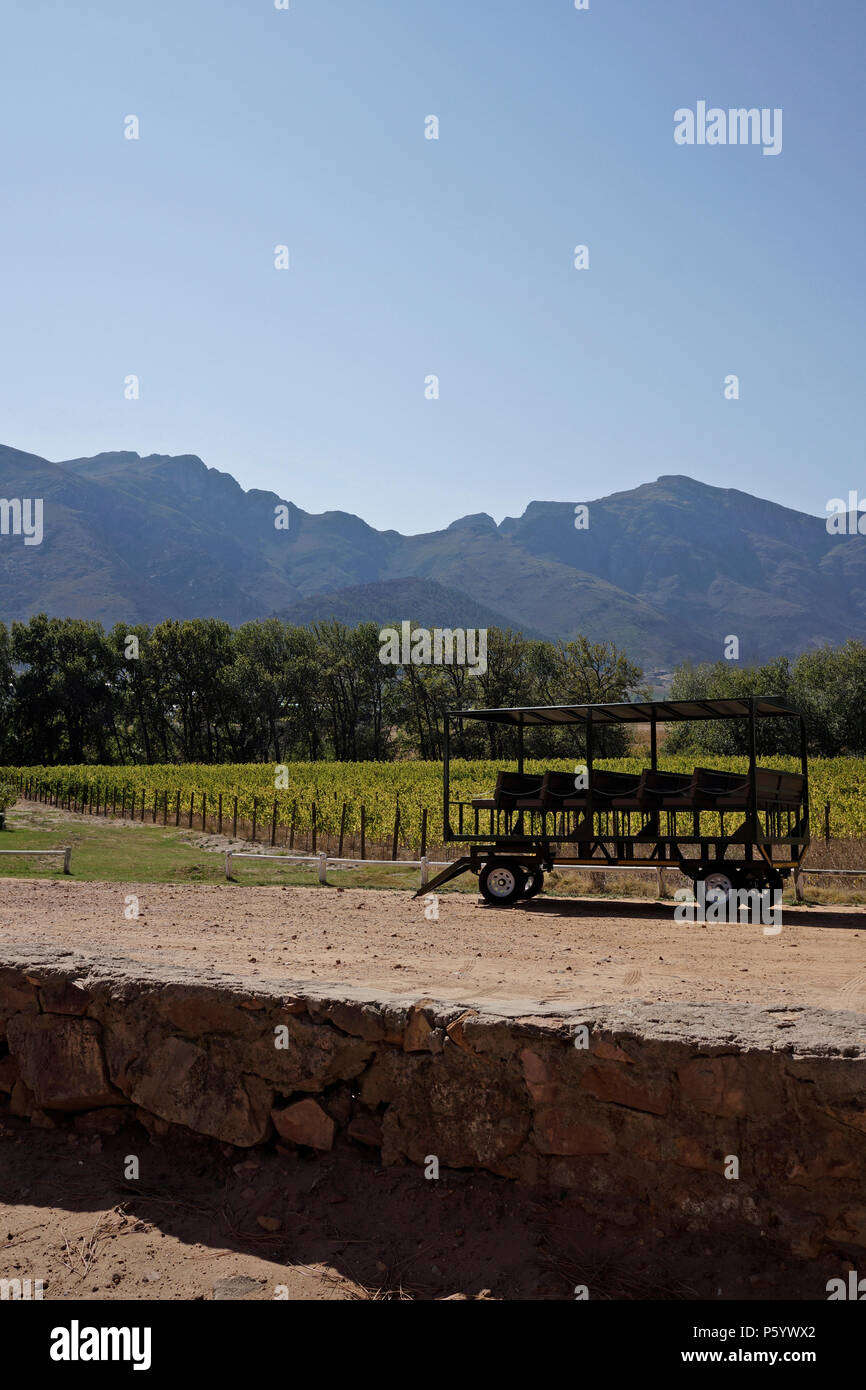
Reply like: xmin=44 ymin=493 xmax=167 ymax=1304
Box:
xmin=1 ymin=946 xmax=864 ymax=1260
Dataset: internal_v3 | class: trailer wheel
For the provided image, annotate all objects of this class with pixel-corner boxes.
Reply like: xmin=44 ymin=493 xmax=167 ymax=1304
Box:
xmin=479 ymin=860 xmax=526 ymax=907
xmin=734 ymin=866 xmax=783 ymax=922
xmin=522 ymin=869 xmax=544 ymax=899
xmin=693 ymin=867 xmax=734 ymax=914
xmin=737 ymin=865 xmax=782 ymax=893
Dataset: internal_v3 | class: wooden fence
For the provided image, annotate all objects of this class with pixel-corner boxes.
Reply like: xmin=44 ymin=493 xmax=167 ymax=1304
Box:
xmin=9 ymin=774 xmax=444 ymax=863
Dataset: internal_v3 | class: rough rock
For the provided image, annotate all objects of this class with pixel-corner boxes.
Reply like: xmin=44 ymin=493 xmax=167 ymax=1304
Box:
xmin=271 ymin=1098 xmax=335 ymax=1150
xmin=119 ymin=1035 xmax=274 ymax=1147
xmin=6 ymin=1014 xmax=120 ymax=1110
xmin=0 ymin=1053 xmax=20 ymax=1093
xmin=213 ymin=1275 xmax=264 ymax=1301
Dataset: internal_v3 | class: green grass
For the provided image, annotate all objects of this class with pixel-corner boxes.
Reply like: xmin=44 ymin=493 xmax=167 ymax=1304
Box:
xmin=4 ymin=805 xmax=863 ymax=906
xmin=0 ymin=807 xmax=477 ymax=890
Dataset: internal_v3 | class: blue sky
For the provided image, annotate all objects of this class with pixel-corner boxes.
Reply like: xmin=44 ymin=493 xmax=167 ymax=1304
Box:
xmin=1 ymin=0 xmax=863 ymax=533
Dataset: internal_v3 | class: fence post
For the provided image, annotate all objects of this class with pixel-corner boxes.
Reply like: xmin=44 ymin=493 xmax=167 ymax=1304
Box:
xmin=420 ymin=808 xmax=428 ymax=860
xmin=338 ymin=803 xmax=346 ymax=858
xmin=290 ymin=800 xmax=296 ymax=850
xmin=251 ymin=798 xmax=258 ymax=842
xmin=270 ymin=798 xmax=277 ymax=847
xmin=360 ymin=805 xmax=366 ymax=860
xmin=825 ymin=800 xmax=830 ymax=844
xmin=317 ymin=852 xmax=327 ymax=884
xmin=152 ymin=790 xmax=158 ymax=823
xmin=189 ymin=793 xmax=194 ymax=829
xmin=311 ymin=802 xmax=317 ymax=854
xmin=63 ymin=847 xmax=71 ymax=875
xmin=232 ymin=795 xmax=238 ymax=838
xmin=391 ymin=799 xmax=400 ymax=861
xmin=163 ymin=790 xmax=168 ymax=826
xmin=420 ymin=856 xmax=429 ymax=889
xmin=130 ymin=789 xmax=135 ymax=820
xmin=202 ymin=792 xmax=207 ymax=832
xmin=218 ymin=793 xmax=223 ymax=834
xmin=175 ymin=790 xmax=181 ymax=827
xmin=794 ymin=870 xmax=804 ymax=902
xmin=225 ymin=850 xmax=233 ymax=880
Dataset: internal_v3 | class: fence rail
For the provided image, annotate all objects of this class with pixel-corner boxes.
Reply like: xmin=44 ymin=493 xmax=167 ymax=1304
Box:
xmin=0 ymin=847 xmax=71 ymax=873
xmin=225 ymin=850 xmax=448 ymax=889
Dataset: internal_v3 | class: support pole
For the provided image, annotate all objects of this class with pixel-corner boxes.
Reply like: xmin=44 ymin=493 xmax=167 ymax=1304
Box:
xmin=443 ymin=716 xmax=451 ymax=842
xmin=584 ymin=710 xmax=594 ymax=846
xmin=747 ymin=697 xmax=758 ymax=858
xmin=800 ymin=714 xmax=810 ymax=841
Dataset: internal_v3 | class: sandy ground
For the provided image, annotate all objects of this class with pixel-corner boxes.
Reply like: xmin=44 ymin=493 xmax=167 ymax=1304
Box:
xmin=0 ymin=1115 xmax=842 ymax=1302
xmin=0 ymin=877 xmax=865 ymax=1013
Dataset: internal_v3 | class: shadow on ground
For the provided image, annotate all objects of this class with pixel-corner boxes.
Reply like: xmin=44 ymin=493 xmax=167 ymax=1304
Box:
xmin=0 ymin=1116 xmax=841 ymax=1302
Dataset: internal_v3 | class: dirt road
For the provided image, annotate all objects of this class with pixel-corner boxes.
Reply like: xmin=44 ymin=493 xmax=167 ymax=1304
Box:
xmin=1 ymin=878 xmax=864 ymax=1013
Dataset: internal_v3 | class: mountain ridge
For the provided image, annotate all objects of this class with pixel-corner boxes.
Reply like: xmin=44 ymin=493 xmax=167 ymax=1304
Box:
xmin=1 ymin=443 xmax=860 ymax=681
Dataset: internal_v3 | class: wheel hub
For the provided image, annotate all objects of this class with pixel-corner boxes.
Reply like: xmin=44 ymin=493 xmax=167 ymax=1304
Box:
xmin=486 ymin=866 xmax=517 ymax=898
xmin=702 ymin=871 xmax=733 ymax=905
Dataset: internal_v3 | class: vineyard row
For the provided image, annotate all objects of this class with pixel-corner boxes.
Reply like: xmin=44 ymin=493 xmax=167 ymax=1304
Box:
xmin=6 ymin=756 xmax=866 ymax=846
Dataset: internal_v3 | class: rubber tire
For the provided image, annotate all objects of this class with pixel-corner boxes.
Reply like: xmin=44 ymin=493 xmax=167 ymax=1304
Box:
xmin=695 ymin=867 xmax=734 ymax=891
xmin=479 ymin=860 xmax=527 ymax=907
xmin=734 ymin=865 xmax=781 ymax=923
xmin=692 ymin=866 xmax=734 ymax=918
xmin=522 ymin=869 xmax=544 ymax=899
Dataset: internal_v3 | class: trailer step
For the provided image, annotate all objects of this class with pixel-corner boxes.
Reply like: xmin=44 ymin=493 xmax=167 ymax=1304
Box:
xmin=413 ymin=856 xmax=474 ymax=898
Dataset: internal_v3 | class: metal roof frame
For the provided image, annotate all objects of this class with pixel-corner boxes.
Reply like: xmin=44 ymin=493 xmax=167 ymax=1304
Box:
xmin=451 ymin=696 xmax=800 ymax=728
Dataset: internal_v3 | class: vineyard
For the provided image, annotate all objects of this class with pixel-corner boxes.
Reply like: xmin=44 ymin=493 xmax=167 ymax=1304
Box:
xmin=4 ymin=755 xmax=866 ymax=851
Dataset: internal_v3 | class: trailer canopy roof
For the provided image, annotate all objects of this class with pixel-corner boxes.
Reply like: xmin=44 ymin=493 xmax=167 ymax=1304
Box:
xmin=453 ymin=696 xmax=800 ymax=727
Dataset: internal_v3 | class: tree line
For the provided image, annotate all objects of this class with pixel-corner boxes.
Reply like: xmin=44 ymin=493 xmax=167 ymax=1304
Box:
xmin=0 ymin=615 xmax=642 ymax=766
xmin=4 ymin=614 xmax=866 ymax=766
xmin=665 ymin=644 xmax=866 ymax=757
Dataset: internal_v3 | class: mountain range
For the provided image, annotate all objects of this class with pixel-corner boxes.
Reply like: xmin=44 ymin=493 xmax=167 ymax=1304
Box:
xmin=1 ymin=442 xmax=862 ymax=684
